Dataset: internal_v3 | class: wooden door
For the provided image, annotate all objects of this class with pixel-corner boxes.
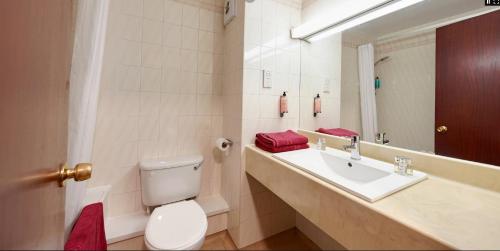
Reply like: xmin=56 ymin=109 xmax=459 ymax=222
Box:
xmin=0 ymin=0 xmax=75 ymax=249
xmin=435 ymin=10 xmax=500 ymax=166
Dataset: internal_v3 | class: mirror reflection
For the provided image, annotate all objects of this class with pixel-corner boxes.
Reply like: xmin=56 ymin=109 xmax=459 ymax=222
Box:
xmin=298 ymin=0 xmax=500 ymax=166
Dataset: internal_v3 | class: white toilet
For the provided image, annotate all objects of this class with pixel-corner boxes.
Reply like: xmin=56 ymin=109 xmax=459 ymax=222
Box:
xmin=139 ymin=156 xmax=207 ymax=250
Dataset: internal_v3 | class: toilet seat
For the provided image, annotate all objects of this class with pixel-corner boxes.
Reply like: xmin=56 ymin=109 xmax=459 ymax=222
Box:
xmin=145 ymin=200 xmax=207 ymax=250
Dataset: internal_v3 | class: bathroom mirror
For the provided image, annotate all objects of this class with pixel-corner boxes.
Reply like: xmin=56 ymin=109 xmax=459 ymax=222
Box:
xmin=298 ymin=0 xmax=500 ymax=166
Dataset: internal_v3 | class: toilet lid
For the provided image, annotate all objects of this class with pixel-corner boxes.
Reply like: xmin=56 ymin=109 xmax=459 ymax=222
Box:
xmin=145 ymin=200 xmax=207 ymax=250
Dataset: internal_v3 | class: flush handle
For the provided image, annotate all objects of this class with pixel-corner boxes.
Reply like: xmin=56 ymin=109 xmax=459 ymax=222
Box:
xmin=436 ymin=126 xmax=448 ymax=133
xmin=58 ymin=163 xmax=92 ymax=187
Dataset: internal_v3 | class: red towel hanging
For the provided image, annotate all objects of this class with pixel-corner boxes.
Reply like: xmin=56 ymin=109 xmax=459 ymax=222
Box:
xmin=65 ymin=203 xmax=107 ymax=251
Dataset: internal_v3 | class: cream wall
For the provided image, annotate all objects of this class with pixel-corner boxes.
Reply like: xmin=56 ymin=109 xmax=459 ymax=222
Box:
xmin=220 ymin=0 xmax=244 ymax=246
xmin=90 ymin=0 xmax=226 ymax=217
xmin=237 ymin=0 xmax=303 ymax=247
xmin=375 ymin=32 xmax=436 ymax=152
xmin=339 ymin=44 xmax=362 ymax=136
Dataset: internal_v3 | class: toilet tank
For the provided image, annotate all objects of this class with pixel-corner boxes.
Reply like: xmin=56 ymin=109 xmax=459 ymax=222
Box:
xmin=139 ymin=156 xmax=203 ymax=207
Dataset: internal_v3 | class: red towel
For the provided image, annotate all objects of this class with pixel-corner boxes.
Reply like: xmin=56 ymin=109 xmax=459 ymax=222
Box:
xmin=65 ymin=203 xmax=107 ymax=251
xmin=317 ymin=128 xmax=358 ymax=137
xmin=256 ymin=138 xmax=309 ymax=153
xmin=256 ymin=130 xmax=308 ymax=148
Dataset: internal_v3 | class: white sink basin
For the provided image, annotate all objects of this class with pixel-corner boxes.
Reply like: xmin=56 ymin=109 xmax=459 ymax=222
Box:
xmin=273 ymin=147 xmax=427 ymax=202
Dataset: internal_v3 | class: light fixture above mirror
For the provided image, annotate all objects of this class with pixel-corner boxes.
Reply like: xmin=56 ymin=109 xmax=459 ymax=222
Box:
xmin=290 ymin=0 xmax=424 ymax=42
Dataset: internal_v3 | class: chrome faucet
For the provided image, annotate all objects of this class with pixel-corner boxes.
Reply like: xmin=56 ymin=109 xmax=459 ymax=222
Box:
xmin=343 ymin=135 xmax=361 ymax=160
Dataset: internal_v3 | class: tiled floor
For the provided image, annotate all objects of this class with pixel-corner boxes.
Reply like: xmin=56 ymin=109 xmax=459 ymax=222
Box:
xmin=108 ymin=228 xmax=320 ymax=250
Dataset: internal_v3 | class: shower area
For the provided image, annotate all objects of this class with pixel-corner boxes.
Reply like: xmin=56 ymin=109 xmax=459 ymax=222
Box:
xmin=340 ymin=32 xmax=436 ymax=152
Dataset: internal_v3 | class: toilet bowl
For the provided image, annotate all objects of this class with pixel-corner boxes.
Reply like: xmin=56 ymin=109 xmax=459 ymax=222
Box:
xmin=139 ymin=156 xmax=207 ymax=250
xmin=144 ymin=200 xmax=207 ymax=250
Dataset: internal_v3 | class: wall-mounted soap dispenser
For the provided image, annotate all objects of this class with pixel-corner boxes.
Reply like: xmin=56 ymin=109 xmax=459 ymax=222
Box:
xmin=314 ymin=94 xmax=321 ymax=117
xmin=280 ymin=92 xmax=288 ymax=117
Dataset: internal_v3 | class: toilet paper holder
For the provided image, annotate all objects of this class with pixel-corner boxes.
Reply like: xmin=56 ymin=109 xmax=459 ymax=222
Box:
xmin=222 ymin=138 xmax=233 ymax=148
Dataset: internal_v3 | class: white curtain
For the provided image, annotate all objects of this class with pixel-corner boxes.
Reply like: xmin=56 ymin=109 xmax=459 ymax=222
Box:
xmin=358 ymin=43 xmax=378 ymax=142
xmin=65 ymin=0 xmax=109 ymax=237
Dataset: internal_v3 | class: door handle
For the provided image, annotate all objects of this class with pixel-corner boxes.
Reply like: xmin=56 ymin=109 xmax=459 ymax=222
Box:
xmin=436 ymin=126 xmax=448 ymax=133
xmin=58 ymin=163 xmax=92 ymax=187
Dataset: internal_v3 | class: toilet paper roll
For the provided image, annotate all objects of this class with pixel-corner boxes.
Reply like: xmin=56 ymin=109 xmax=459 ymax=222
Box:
xmin=216 ymin=138 xmax=231 ymax=152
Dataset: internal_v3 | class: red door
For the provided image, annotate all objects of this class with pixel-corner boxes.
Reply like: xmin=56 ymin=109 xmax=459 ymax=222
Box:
xmin=435 ymin=10 xmax=500 ymax=166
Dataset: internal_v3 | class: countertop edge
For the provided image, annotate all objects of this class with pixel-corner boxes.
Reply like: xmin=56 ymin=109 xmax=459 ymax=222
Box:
xmin=245 ymin=145 xmax=462 ymax=250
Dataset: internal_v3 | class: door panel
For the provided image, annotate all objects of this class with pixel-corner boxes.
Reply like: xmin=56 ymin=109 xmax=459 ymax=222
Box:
xmin=435 ymin=10 xmax=500 ymax=166
xmin=0 ymin=0 xmax=75 ymax=249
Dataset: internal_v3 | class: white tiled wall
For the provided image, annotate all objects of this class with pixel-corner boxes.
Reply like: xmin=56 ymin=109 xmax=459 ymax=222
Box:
xmin=375 ymin=32 xmax=436 ymax=152
xmin=238 ymin=0 xmax=302 ymax=248
xmin=90 ymin=0 xmax=226 ymax=217
xmin=340 ymin=44 xmax=363 ymax=136
xmin=89 ymin=0 xmax=344 ymax=247
xmin=220 ymin=0 xmax=244 ymax=245
xmin=299 ymin=33 xmax=342 ymax=131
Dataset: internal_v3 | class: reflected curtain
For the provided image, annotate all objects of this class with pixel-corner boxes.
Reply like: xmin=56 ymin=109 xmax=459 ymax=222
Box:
xmin=358 ymin=43 xmax=378 ymax=142
xmin=65 ymin=0 xmax=109 ymax=238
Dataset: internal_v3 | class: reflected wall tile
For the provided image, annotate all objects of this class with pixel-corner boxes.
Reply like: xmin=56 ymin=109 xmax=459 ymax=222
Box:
xmin=142 ymin=44 xmax=162 ymax=68
xmin=182 ymin=27 xmax=199 ymax=50
xmin=164 ymin=0 xmax=182 ymax=25
xmin=120 ymin=0 xmax=143 ymax=17
xmin=163 ymin=23 xmax=182 ymax=48
xmin=141 ymin=67 xmax=162 ymax=92
xmin=182 ymin=4 xmax=200 ymax=28
xmin=142 ymin=19 xmax=162 ymax=44
xmin=199 ymin=9 xmax=215 ymax=32
xmin=143 ymin=0 xmax=163 ymax=20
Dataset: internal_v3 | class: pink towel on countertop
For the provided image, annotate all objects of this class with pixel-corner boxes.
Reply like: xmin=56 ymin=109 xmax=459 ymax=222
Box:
xmin=255 ymin=130 xmax=308 ymax=148
xmin=65 ymin=203 xmax=107 ymax=251
xmin=255 ymin=138 xmax=309 ymax=153
xmin=317 ymin=128 xmax=359 ymax=137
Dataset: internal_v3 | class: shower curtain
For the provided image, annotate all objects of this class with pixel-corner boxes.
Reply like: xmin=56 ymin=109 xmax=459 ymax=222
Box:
xmin=65 ymin=0 xmax=109 ymax=237
xmin=358 ymin=43 xmax=378 ymax=142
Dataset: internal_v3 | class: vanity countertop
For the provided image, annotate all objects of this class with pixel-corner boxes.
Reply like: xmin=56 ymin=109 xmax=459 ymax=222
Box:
xmin=245 ymin=145 xmax=500 ymax=250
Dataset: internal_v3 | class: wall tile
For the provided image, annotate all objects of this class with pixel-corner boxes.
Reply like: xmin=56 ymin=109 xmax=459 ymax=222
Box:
xmin=141 ymin=67 xmax=162 ymax=92
xmin=120 ymin=0 xmax=143 ymax=17
xmin=198 ymin=52 xmax=214 ymax=74
xmin=181 ymin=27 xmax=199 ymax=50
xmin=142 ymin=19 xmax=162 ymax=44
xmin=181 ymin=49 xmax=198 ymax=72
xmin=199 ymin=9 xmax=215 ymax=32
xmin=163 ymin=23 xmax=182 ymax=48
xmin=140 ymin=92 xmax=160 ymax=116
xmin=197 ymin=73 xmax=213 ymax=94
xmin=182 ymin=4 xmax=200 ymax=28
xmin=117 ymin=65 xmax=141 ymax=91
xmin=120 ymin=40 xmax=142 ymax=66
xmin=143 ymin=0 xmax=163 ymax=20
xmin=163 ymin=47 xmax=182 ymax=70
xmin=199 ymin=31 xmax=214 ymax=52
xmin=164 ymin=0 xmax=182 ymax=25
xmin=94 ymin=0 xmax=226 ymax=219
xmin=142 ymin=43 xmax=163 ymax=68
xmin=161 ymin=68 xmax=182 ymax=93
xmin=120 ymin=14 xmax=142 ymax=41
xmin=138 ymin=116 xmax=160 ymax=140
xmin=180 ymin=72 xmax=198 ymax=94
xmin=197 ymin=94 xmax=213 ymax=115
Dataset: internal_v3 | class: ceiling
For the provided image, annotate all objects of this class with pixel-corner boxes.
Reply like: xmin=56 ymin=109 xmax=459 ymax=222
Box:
xmin=342 ymin=0 xmax=492 ymax=44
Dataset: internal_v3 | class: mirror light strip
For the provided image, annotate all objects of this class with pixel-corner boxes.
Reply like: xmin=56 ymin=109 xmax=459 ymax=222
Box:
xmin=291 ymin=0 xmax=424 ymax=42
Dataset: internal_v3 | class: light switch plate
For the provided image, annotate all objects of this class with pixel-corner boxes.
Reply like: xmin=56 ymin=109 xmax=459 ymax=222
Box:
xmin=323 ymin=78 xmax=331 ymax=93
xmin=263 ymin=70 xmax=272 ymax=88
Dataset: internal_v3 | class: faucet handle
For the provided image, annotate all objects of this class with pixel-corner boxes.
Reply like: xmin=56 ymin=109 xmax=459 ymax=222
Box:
xmin=351 ymin=135 xmax=360 ymax=143
xmin=394 ymin=156 xmax=413 ymax=176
